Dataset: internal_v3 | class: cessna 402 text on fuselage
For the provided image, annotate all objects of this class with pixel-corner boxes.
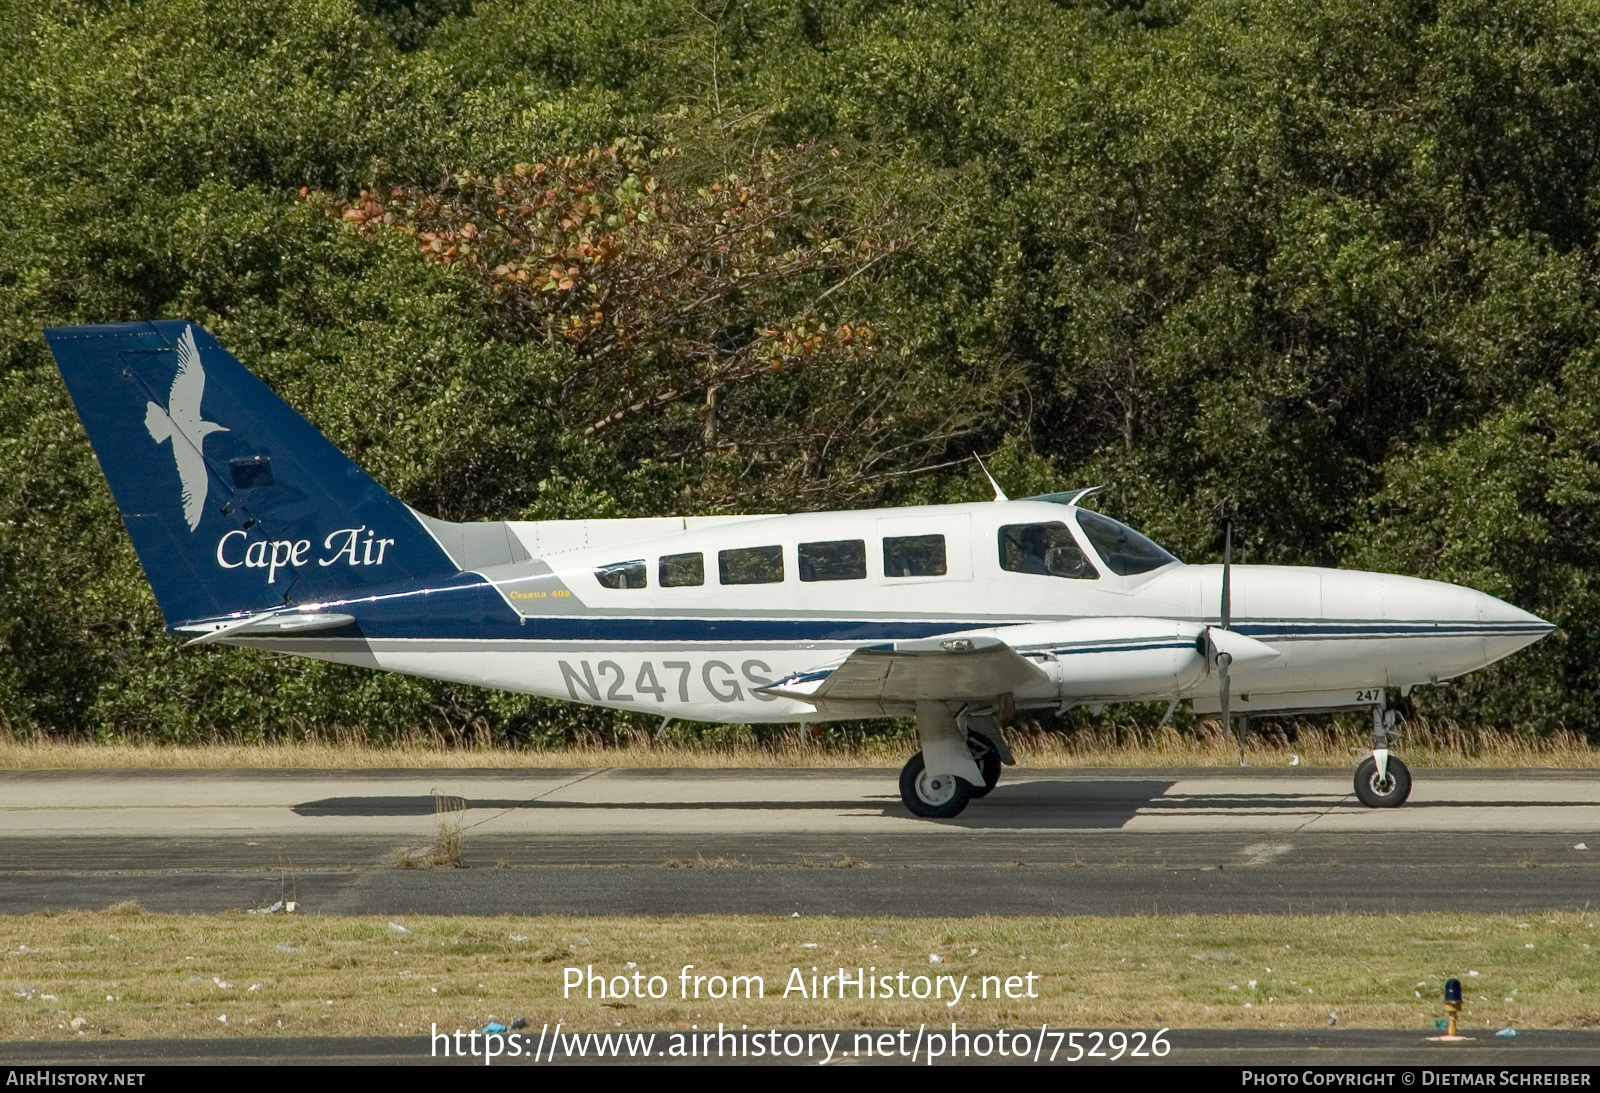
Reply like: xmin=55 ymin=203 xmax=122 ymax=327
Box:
xmin=45 ymin=321 xmax=1554 ymax=817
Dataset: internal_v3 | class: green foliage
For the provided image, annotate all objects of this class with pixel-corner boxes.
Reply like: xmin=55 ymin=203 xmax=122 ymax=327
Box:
xmin=4 ymin=0 xmax=1600 ymax=741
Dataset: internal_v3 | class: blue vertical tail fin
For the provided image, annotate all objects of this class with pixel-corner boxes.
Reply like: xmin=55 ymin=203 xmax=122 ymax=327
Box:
xmin=44 ymin=321 xmax=459 ymax=627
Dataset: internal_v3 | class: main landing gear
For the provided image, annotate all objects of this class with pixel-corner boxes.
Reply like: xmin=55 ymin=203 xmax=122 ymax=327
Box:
xmin=1353 ymin=703 xmax=1411 ymax=808
xmin=899 ymin=752 xmax=971 ymax=818
xmin=966 ymin=735 xmax=1004 ymax=799
xmin=899 ymin=704 xmax=1008 ymax=818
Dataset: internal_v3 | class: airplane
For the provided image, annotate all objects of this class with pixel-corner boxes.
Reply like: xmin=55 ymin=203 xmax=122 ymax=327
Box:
xmin=44 ymin=321 xmax=1555 ymax=818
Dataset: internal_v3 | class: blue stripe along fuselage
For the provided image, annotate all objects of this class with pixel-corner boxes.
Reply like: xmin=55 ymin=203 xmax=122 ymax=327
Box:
xmin=1232 ymin=621 xmax=1551 ymax=639
xmin=228 ymin=572 xmax=1551 ymax=645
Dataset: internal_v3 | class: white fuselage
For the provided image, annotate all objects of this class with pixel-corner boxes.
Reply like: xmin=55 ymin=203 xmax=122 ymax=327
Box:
xmin=241 ymin=500 xmax=1550 ymax=722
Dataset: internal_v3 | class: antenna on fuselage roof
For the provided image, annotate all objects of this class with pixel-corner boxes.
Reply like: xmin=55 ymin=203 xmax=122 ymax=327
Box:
xmin=972 ymin=454 xmax=1009 ymax=502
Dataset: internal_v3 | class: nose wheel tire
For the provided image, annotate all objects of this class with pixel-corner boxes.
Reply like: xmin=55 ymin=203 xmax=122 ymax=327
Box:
xmin=1353 ymin=755 xmax=1412 ymax=808
xmin=967 ymin=742 xmax=1003 ymax=799
xmin=899 ymin=752 xmax=973 ymax=818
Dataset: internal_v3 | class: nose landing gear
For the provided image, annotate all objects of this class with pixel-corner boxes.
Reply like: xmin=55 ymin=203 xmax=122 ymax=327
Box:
xmin=1354 ymin=753 xmax=1412 ymax=807
xmin=1354 ymin=703 xmax=1411 ymax=807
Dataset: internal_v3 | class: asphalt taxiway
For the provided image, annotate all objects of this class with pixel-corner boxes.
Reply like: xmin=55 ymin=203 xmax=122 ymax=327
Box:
xmin=2 ymin=767 xmax=1597 ymax=916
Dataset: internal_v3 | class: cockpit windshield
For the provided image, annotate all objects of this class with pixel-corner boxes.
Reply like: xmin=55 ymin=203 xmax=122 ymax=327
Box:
xmin=1074 ymin=510 xmax=1180 ymax=575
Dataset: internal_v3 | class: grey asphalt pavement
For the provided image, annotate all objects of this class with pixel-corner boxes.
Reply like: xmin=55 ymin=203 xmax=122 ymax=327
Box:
xmin=2 ymin=767 xmax=1597 ymax=916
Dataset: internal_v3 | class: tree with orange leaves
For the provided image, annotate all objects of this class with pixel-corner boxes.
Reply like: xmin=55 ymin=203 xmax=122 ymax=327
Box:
xmin=329 ymin=142 xmax=910 ymax=452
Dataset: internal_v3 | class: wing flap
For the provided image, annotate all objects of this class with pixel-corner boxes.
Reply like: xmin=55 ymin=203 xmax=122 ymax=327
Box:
xmin=763 ymin=636 xmax=1049 ymax=712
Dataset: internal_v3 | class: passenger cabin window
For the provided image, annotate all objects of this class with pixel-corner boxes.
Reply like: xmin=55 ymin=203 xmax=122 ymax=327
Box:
xmin=1075 ymin=510 xmax=1179 ymax=575
xmin=998 ymin=523 xmax=1098 ymax=579
xmin=659 ymin=552 xmax=704 ymax=587
xmin=883 ymin=534 xmax=947 ymax=578
xmin=594 ymin=559 xmax=647 ymax=589
xmin=799 ymin=539 xmax=866 ymax=582
xmin=719 ymin=545 xmax=784 ymax=585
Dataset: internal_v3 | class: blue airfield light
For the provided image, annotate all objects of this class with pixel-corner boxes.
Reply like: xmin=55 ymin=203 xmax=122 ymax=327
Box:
xmin=1427 ymin=977 xmax=1472 ymax=1042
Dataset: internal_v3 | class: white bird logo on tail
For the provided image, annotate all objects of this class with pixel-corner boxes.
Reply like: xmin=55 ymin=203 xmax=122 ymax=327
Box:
xmin=144 ymin=325 xmax=228 ymax=531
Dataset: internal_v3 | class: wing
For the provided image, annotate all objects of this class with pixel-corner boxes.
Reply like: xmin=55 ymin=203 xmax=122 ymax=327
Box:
xmin=761 ymin=635 xmax=1051 ymax=717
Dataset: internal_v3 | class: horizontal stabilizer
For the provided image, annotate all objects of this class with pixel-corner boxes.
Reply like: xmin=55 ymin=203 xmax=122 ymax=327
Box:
xmin=180 ymin=610 xmax=356 ymax=645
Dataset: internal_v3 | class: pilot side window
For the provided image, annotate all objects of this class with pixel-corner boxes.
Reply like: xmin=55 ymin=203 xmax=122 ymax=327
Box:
xmin=594 ymin=559 xmax=647 ymax=589
xmin=1075 ymin=509 xmax=1179 ymax=575
xmin=659 ymin=552 xmax=704 ymax=587
xmin=719 ymin=545 xmax=784 ymax=585
xmin=998 ymin=523 xmax=1098 ymax=579
xmin=798 ymin=539 xmax=866 ymax=582
xmin=883 ymin=534 xmax=946 ymax=578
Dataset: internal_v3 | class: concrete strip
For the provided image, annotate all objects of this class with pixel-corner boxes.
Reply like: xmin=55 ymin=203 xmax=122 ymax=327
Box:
xmin=3 ymin=767 xmax=1599 ymax=837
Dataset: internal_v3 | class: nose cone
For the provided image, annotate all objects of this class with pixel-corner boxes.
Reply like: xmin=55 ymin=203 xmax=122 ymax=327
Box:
xmin=1292 ymin=569 xmax=1553 ymax=687
xmin=1474 ymin=588 xmax=1556 ymax=663
xmin=1373 ymin=572 xmax=1553 ymax=682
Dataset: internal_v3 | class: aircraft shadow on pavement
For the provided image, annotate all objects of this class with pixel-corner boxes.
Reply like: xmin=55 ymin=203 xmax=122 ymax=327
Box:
xmin=295 ymin=780 xmax=1177 ymax=829
xmin=883 ymin=782 xmax=1482 ymax=828
xmin=910 ymin=780 xmax=1175 ymax=829
xmin=294 ymin=796 xmax=472 ymax=816
xmin=290 ymin=783 xmax=1586 ymax=827
xmin=293 ymin=796 xmax=904 ymax=816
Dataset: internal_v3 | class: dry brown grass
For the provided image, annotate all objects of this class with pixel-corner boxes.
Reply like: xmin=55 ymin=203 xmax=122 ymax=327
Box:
xmin=427 ymin=795 xmax=466 ymax=869
xmin=1 ymin=718 xmax=1595 ymax=770
xmin=393 ymin=794 xmax=467 ymax=869
xmin=0 ymin=734 xmax=893 ymax=771
xmin=1012 ymin=719 xmax=1600 ymax=769
xmin=2 ymin=911 xmax=1595 ymax=1040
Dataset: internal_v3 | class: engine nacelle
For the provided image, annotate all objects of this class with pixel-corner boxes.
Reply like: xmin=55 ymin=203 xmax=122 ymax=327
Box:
xmin=958 ymin=617 xmax=1213 ymax=703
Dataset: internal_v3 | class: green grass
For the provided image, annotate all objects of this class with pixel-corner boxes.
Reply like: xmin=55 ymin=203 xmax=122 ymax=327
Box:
xmin=4 ymin=910 xmax=1596 ymax=1040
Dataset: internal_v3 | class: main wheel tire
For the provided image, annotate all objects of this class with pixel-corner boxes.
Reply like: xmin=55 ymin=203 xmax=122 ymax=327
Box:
xmin=899 ymin=751 xmax=973 ymax=818
xmin=1353 ymin=755 xmax=1412 ymax=807
xmin=967 ymin=743 xmax=1003 ymax=799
